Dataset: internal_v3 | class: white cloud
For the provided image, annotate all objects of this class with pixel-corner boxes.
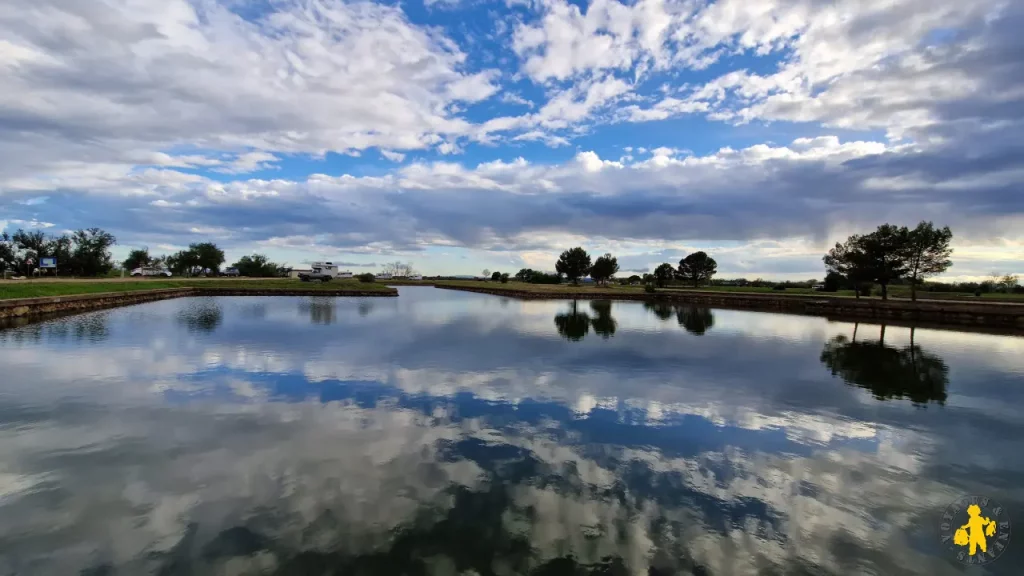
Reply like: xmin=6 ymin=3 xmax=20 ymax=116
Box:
xmin=380 ymin=150 xmax=407 ymax=162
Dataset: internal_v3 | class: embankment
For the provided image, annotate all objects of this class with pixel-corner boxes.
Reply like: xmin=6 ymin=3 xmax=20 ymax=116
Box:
xmin=433 ymin=284 xmax=1024 ymax=331
xmin=0 ymin=287 xmax=396 ymax=319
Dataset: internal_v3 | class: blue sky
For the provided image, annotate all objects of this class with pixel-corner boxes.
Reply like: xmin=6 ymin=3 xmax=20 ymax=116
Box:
xmin=1 ymin=0 xmax=1022 ymax=279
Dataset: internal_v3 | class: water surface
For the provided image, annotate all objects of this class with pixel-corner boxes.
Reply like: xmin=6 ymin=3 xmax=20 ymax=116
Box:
xmin=1 ymin=287 xmax=1022 ymax=575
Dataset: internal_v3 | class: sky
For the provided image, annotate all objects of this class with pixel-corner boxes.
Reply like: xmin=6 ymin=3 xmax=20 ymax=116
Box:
xmin=1 ymin=0 xmax=1022 ymax=280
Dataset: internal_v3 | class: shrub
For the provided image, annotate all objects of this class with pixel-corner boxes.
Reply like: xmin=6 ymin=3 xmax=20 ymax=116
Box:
xmin=356 ymin=273 xmax=375 ymax=283
xmin=500 ymin=273 xmax=509 ymax=284
xmin=858 ymin=284 xmax=874 ymax=297
xmin=975 ymin=289 xmax=982 ymax=297
xmin=644 ymin=284 xmax=656 ymax=293
xmin=773 ymin=285 xmax=787 ymax=291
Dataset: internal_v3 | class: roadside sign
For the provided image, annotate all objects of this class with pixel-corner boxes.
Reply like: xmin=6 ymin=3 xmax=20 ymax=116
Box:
xmin=40 ymin=258 xmax=56 ymax=268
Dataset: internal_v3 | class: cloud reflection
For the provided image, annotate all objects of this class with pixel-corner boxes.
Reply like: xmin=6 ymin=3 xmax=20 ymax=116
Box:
xmin=0 ymin=289 xmax=1021 ymax=575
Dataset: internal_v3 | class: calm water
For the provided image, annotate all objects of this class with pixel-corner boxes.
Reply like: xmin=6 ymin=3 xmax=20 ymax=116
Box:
xmin=1 ymin=287 xmax=1022 ymax=575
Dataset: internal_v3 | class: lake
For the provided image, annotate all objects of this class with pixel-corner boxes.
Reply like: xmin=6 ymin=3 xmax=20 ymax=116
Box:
xmin=0 ymin=286 xmax=1022 ymax=575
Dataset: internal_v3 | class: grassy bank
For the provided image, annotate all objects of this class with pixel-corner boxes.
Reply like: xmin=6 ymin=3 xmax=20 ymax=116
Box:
xmin=427 ymin=280 xmax=1024 ymax=303
xmin=0 ymin=278 xmax=395 ymax=300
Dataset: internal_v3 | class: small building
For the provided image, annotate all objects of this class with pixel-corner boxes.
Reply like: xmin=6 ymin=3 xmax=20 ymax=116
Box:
xmin=289 ymin=268 xmax=312 ymax=279
xmin=337 ymin=271 xmax=353 ymax=279
xmin=375 ymin=273 xmax=392 ymax=280
xmin=408 ymin=275 xmax=423 ymax=281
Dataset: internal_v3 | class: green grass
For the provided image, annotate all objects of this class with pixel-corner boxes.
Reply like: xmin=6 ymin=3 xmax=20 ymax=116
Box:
xmin=0 ymin=278 xmax=395 ymax=300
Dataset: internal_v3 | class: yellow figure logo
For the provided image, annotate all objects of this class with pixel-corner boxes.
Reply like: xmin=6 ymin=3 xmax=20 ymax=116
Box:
xmin=953 ymin=504 xmax=997 ymax=556
xmin=941 ymin=496 xmax=1012 ymax=565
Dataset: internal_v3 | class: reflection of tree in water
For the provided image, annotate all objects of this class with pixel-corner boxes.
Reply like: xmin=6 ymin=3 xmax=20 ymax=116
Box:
xmin=1 ymin=312 xmax=111 ymax=343
xmin=643 ymin=301 xmax=674 ymax=321
xmin=675 ymin=306 xmax=714 ymax=336
xmin=820 ymin=326 xmax=949 ymax=405
xmin=299 ymin=297 xmax=337 ymax=325
xmin=358 ymin=301 xmax=374 ymax=317
xmin=554 ymin=300 xmax=590 ymax=341
xmin=644 ymin=302 xmax=715 ymax=335
xmin=176 ymin=300 xmax=223 ymax=334
xmin=589 ymin=300 xmax=617 ymax=339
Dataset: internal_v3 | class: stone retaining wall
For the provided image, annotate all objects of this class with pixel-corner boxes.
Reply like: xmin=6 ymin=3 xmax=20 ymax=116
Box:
xmin=433 ymin=284 xmax=1024 ymax=331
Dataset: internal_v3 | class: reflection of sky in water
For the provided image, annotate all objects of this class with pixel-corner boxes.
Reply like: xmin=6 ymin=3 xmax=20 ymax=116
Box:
xmin=0 ymin=287 xmax=1023 ymax=575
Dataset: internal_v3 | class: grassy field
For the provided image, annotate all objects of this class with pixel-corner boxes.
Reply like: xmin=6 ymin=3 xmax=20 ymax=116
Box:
xmin=0 ymin=278 xmax=395 ymax=300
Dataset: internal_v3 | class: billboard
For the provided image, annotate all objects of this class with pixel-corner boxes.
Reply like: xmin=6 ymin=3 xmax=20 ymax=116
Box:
xmin=40 ymin=258 xmax=56 ymax=269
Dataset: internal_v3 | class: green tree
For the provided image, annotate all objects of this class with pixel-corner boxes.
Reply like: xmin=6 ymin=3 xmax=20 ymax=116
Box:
xmin=232 ymin=253 xmax=279 ymax=277
xmin=69 ymin=228 xmax=117 ymax=276
xmin=676 ymin=251 xmax=717 ymax=287
xmin=491 ymin=271 xmax=502 ymax=281
xmin=515 ymin=268 xmax=534 ymax=281
xmin=902 ymin=222 xmax=953 ymax=301
xmin=824 ymin=235 xmax=873 ymax=299
xmin=855 ymin=224 xmax=909 ymax=300
xmin=191 ymin=242 xmax=225 ymax=275
xmin=124 ymin=248 xmax=152 ymax=271
xmin=653 ymin=263 xmax=674 ymax=287
xmin=500 ymin=272 xmax=509 ymax=283
xmin=627 ymin=274 xmax=642 ymax=284
xmin=823 ymin=271 xmax=844 ymax=292
xmin=555 ymin=247 xmax=592 ymax=285
xmin=589 ymin=253 xmax=619 ymax=286
xmin=12 ymin=229 xmax=48 ymax=268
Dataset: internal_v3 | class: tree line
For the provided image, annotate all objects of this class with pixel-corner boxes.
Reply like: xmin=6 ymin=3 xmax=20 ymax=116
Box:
xmin=494 ymin=248 xmax=720 ymax=288
xmin=126 ymin=245 xmax=290 ymax=277
xmin=0 ymin=228 xmax=117 ymax=276
xmin=824 ymin=221 xmax=952 ymax=300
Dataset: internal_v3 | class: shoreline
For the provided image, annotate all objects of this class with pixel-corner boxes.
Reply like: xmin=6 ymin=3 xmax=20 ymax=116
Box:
xmin=429 ymin=283 xmax=1024 ymax=333
xmin=0 ymin=287 xmax=397 ymax=320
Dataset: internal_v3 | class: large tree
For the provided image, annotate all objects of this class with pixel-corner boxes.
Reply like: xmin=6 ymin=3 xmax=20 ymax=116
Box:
xmin=232 ymin=253 xmax=280 ymax=277
xmin=71 ymin=228 xmax=117 ymax=276
xmin=676 ymin=251 xmax=718 ymax=287
xmin=901 ymin=221 xmax=953 ymax=301
xmin=589 ymin=253 xmax=619 ymax=286
xmin=823 ymin=236 xmax=870 ymax=298
xmin=555 ymin=247 xmax=592 ymax=285
xmin=652 ymin=263 xmax=674 ymax=288
xmin=191 ymin=242 xmax=225 ymax=275
xmin=166 ymin=242 xmax=222 ymax=277
xmin=123 ymin=248 xmax=152 ymax=271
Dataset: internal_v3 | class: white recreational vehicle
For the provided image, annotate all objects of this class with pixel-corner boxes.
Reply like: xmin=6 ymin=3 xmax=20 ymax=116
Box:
xmin=298 ymin=262 xmax=341 ymax=282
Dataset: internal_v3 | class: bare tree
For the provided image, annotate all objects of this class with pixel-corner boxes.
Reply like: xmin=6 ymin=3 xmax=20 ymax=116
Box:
xmin=382 ymin=261 xmax=416 ymax=277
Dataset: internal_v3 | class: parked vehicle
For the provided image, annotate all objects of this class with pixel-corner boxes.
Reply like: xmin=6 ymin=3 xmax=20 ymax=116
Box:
xmin=298 ymin=262 xmax=339 ymax=282
xmin=812 ymin=284 xmax=825 ymax=291
xmin=131 ymin=266 xmax=172 ymax=278
xmin=223 ymin=267 xmax=240 ymax=277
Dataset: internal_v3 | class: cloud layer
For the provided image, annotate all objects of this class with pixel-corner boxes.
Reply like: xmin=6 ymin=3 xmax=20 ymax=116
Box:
xmin=1 ymin=0 xmax=1022 ymax=277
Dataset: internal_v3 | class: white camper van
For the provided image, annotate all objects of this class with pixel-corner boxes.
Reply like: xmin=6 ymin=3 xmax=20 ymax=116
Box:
xmin=298 ymin=262 xmax=339 ymax=282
